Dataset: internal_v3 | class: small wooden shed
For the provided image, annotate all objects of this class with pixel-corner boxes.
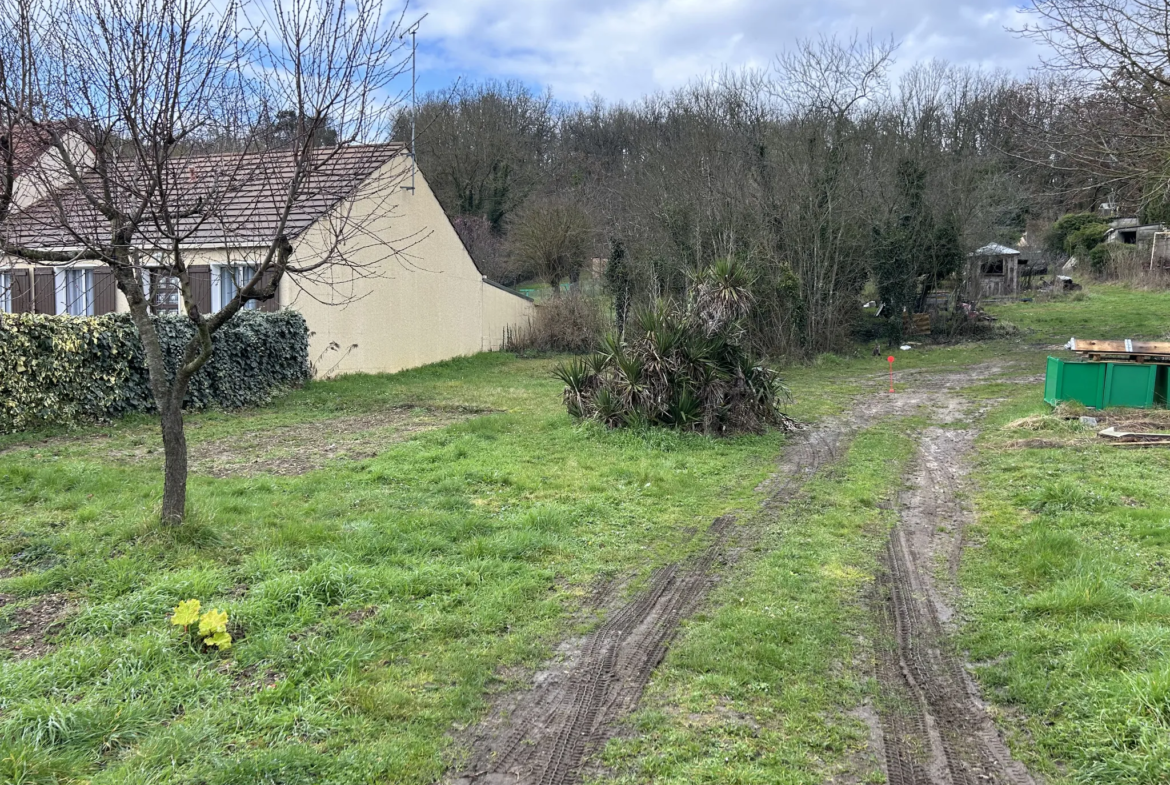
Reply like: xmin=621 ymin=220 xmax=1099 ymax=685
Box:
xmin=968 ymin=243 xmax=1021 ymax=299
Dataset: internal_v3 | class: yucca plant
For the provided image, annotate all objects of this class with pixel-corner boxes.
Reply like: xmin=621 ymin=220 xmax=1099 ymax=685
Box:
xmin=666 ymin=386 xmax=703 ymax=430
xmin=692 ymin=256 xmax=755 ymax=337
xmin=553 ymin=257 xmax=795 ymax=435
xmin=553 ymin=357 xmax=598 ymax=418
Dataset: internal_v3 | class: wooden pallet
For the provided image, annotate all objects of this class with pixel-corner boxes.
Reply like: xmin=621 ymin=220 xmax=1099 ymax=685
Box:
xmin=1068 ymin=338 xmax=1170 ymax=363
xmin=902 ymin=312 xmax=932 ymax=336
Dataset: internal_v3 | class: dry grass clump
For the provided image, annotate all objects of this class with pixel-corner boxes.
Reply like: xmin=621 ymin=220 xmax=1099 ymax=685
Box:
xmin=1004 ymin=405 xmax=1170 ymax=445
xmin=1004 ymin=414 xmax=1083 ymax=433
xmin=505 ymin=293 xmax=610 ymax=354
xmin=1003 ymin=438 xmax=1071 ymax=450
xmin=1096 ymin=245 xmax=1170 ymax=290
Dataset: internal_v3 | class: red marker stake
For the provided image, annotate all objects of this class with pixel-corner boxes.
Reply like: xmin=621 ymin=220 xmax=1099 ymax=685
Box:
xmin=887 ymin=355 xmax=895 ymax=393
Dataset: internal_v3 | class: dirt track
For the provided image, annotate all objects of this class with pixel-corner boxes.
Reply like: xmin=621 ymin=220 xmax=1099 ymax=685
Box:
xmin=449 ymin=412 xmax=858 ymax=785
xmin=871 ymin=407 xmax=1034 ymax=785
xmin=446 ymin=364 xmax=1034 ymax=785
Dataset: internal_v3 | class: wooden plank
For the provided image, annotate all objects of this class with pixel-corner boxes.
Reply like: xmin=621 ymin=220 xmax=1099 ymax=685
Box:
xmin=1069 ymin=338 xmax=1170 ymax=357
xmin=1099 ymin=426 xmax=1170 ymax=442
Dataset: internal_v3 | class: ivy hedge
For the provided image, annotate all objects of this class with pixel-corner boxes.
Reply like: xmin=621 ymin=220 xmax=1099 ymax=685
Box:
xmin=0 ymin=310 xmax=310 ymax=433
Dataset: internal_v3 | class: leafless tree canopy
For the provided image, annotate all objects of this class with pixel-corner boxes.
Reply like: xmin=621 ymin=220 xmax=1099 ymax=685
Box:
xmin=401 ymin=38 xmax=1045 ymax=356
xmin=0 ymin=0 xmax=412 ymax=522
xmin=507 ymin=198 xmax=594 ymax=292
xmin=1016 ymin=1 xmax=1170 ymax=207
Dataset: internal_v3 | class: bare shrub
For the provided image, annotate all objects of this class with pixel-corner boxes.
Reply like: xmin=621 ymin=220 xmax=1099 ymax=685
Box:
xmin=1095 ymin=244 xmax=1170 ymax=289
xmin=452 ymin=215 xmax=512 ymax=283
xmin=505 ymin=293 xmax=609 ymax=354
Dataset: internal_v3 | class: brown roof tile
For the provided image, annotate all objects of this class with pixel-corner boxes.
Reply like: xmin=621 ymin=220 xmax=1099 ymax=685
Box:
xmin=3 ymin=142 xmax=405 ymax=250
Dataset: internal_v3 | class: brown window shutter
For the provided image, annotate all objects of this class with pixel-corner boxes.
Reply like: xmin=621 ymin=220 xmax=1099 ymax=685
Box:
xmin=188 ymin=265 xmax=212 ymax=314
xmin=260 ymin=268 xmax=279 ymax=312
xmin=93 ymin=267 xmax=117 ymax=315
xmin=11 ymin=269 xmax=33 ymax=313
xmin=34 ymin=268 xmax=56 ymax=314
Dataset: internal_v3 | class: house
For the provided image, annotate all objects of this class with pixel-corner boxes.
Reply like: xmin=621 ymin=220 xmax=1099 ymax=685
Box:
xmin=0 ymin=129 xmax=533 ymax=377
xmin=1104 ymin=217 xmax=1166 ymax=247
xmin=967 ymin=243 xmax=1022 ymax=299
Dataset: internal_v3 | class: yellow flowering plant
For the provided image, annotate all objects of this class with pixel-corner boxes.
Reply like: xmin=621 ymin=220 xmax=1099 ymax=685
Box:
xmin=169 ymin=599 xmax=233 ymax=651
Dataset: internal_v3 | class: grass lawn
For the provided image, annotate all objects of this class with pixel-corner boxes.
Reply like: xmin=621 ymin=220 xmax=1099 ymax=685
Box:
xmin=0 ymin=354 xmax=781 ymax=784
xmin=985 ymin=284 xmax=1170 ymax=343
xmin=957 ymin=381 xmax=1170 ymax=784
xmin=2 ymin=282 xmax=1169 ymax=784
xmin=598 ymin=283 xmax=1170 ymax=784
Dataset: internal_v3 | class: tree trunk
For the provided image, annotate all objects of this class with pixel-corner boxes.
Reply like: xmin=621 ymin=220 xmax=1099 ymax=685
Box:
xmin=159 ymin=401 xmax=188 ymax=524
xmin=115 ymin=261 xmax=194 ymax=525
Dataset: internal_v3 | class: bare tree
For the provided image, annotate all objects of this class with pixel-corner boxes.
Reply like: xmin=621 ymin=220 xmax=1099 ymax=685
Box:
xmin=507 ymin=198 xmax=594 ymax=293
xmin=1019 ymin=1 xmax=1170 ymax=209
xmin=0 ymin=0 xmax=410 ymax=523
xmin=401 ymin=81 xmax=556 ymax=230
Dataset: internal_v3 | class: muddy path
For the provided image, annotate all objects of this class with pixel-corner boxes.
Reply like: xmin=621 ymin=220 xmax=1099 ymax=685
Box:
xmin=871 ymin=411 xmax=1035 ymax=785
xmin=445 ymin=362 xmax=1023 ymax=785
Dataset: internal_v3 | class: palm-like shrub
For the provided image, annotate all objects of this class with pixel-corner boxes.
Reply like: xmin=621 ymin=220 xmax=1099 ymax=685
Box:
xmin=555 ymin=258 xmax=796 ymax=434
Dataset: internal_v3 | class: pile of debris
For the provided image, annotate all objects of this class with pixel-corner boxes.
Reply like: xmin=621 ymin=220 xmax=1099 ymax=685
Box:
xmin=1098 ymin=425 xmax=1170 ymax=448
xmin=958 ymin=301 xmax=998 ymax=322
xmin=1038 ymin=275 xmax=1081 ymax=293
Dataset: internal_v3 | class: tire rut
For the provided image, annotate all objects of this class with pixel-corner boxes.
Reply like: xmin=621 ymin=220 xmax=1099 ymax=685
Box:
xmin=872 ymin=422 xmax=1034 ymax=785
xmin=449 ymin=411 xmax=860 ymax=785
xmin=446 ymin=362 xmax=1016 ymax=785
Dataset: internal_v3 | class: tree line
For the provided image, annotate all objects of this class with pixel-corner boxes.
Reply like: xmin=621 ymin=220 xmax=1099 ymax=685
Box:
xmin=400 ymin=16 xmax=1170 ymax=356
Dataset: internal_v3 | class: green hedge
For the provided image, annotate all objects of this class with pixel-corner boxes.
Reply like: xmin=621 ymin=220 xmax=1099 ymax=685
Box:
xmin=0 ymin=310 xmax=310 ymax=433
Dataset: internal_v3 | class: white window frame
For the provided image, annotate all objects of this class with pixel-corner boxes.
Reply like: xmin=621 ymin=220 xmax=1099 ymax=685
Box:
xmin=211 ymin=262 xmax=259 ymax=312
xmin=0 ymin=271 xmax=11 ymax=313
xmin=55 ymin=267 xmax=95 ymax=316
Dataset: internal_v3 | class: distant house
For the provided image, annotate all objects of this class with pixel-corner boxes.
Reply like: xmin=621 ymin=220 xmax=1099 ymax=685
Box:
xmin=0 ymin=127 xmax=532 ymax=377
xmin=1104 ymin=217 xmax=1166 ymax=247
xmin=967 ymin=243 xmax=1022 ymax=299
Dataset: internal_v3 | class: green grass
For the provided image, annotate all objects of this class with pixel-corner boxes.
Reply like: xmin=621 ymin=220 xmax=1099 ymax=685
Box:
xmin=3 ymin=281 xmax=1169 ymax=784
xmin=985 ymin=284 xmax=1170 ymax=343
xmin=958 ymin=381 xmax=1170 ymax=784
xmin=596 ymin=420 xmax=917 ymax=784
xmin=0 ymin=353 xmax=782 ymax=785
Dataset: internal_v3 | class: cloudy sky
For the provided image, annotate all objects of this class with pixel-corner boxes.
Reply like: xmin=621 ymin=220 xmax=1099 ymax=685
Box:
xmin=407 ymin=0 xmax=1047 ymax=102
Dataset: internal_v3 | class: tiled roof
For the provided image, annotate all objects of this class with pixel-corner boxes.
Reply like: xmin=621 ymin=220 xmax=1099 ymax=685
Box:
xmin=3 ymin=142 xmax=405 ymax=249
xmin=2 ymin=123 xmax=67 ymax=178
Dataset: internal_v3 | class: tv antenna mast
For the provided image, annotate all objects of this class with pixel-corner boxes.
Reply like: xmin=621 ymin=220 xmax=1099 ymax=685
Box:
xmin=401 ymin=13 xmax=427 ymax=192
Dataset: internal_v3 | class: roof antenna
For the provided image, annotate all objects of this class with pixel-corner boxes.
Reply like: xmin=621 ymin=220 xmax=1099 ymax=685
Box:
xmin=401 ymin=13 xmax=426 ymax=193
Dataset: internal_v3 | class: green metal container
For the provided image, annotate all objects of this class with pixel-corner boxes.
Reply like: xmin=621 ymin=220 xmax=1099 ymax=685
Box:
xmin=1044 ymin=357 xmax=1107 ymax=408
xmin=1156 ymin=365 xmax=1169 ymax=407
xmin=1104 ymin=362 xmax=1160 ymax=409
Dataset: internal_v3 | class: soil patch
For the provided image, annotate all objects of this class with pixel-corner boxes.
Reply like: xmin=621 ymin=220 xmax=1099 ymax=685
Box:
xmin=0 ymin=592 xmax=71 ymax=660
xmin=186 ymin=407 xmax=485 ymax=477
xmin=871 ymin=415 xmax=1034 ymax=785
xmin=1 ymin=406 xmax=487 ymax=478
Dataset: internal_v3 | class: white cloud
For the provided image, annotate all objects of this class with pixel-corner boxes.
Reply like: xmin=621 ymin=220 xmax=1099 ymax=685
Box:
xmin=411 ymin=0 xmax=1045 ymax=101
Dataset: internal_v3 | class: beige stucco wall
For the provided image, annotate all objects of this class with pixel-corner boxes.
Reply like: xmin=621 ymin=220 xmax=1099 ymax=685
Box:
xmin=13 ymin=133 xmax=95 ymax=209
xmin=482 ymin=280 xmax=533 ymax=351
xmin=284 ymin=156 xmax=532 ymax=376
